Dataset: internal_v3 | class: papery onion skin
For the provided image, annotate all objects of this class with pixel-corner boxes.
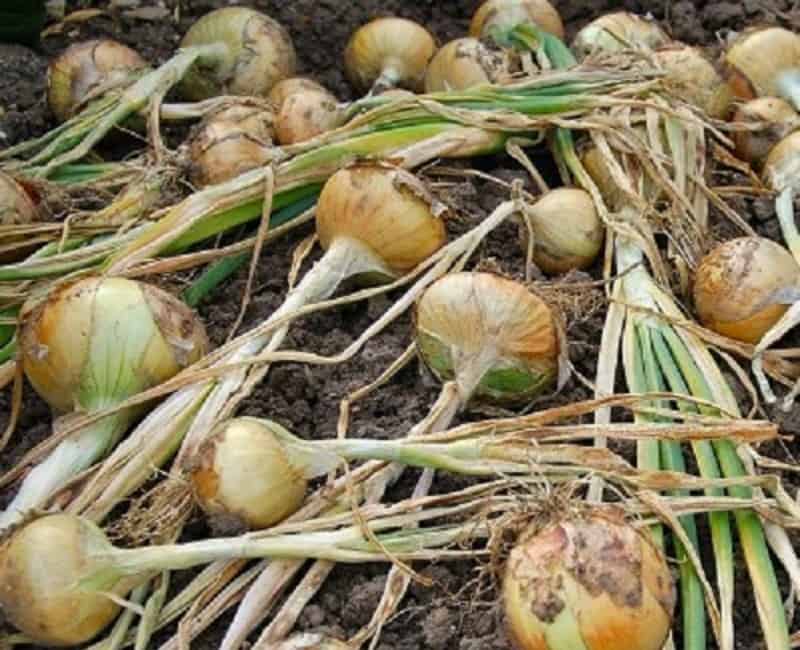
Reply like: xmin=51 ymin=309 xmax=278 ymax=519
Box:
xmin=47 ymin=39 xmax=147 ymax=123
xmin=470 ymin=0 xmax=565 ymax=42
xmin=20 ymin=277 xmax=209 ymax=413
xmin=344 ymin=18 xmax=437 ymax=93
xmin=316 ymin=165 xmax=446 ymax=275
xmin=424 ymin=38 xmax=501 ymax=93
xmin=521 ymin=188 xmax=603 ymax=274
xmin=763 ymin=128 xmax=800 ymax=192
xmin=733 ymin=97 xmax=798 ymax=168
xmin=269 ymin=77 xmax=328 ymax=110
xmin=572 ymin=12 xmax=669 ymax=58
xmin=655 ymin=45 xmax=731 ymax=119
xmin=504 ymin=511 xmax=675 ymax=650
xmin=274 ymin=85 xmax=340 ymax=145
xmin=188 ymin=418 xmax=307 ymax=530
xmin=188 ymin=102 xmax=275 ymax=187
xmin=415 ymin=272 xmax=559 ymax=404
xmin=0 ymin=514 xmax=121 ymax=646
xmin=724 ymin=27 xmax=800 ymax=100
xmin=693 ymin=237 xmax=800 ymax=344
xmin=0 ymin=170 xmax=38 ymax=262
xmin=179 ymin=7 xmax=296 ymax=101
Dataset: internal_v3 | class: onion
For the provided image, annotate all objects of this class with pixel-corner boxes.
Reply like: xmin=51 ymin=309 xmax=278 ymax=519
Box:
xmin=179 ymin=7 xmax=297 ymax=101
xmin=344 ymin=18 xmax=436 ymax=94
xmin=269 ymin=78 xmax=341 ymax=145
xmin=0 ymin=278 xmax=208 ymax=530
xmin=188 ymin=418 xmax=307 ymax=530
xmin=188 ymin=101 xmax=275 ymax=187
xmin=519 ymin=188 xmax=603 ymax=274
xmin=693 ymin=236 xmax=800 ymax=343
xmin=572 ymin=12 xmax=670 ymax=58
xmin=504 ymin=510 xmax=675 ymax=650
xmin=424 ymin=37 xmax=504 ymax=93
xmin=0 ymin=170 xmax=38 ymax=262
xmin=654 ymin=45 xmax=731 ymax=119
xmin=762 ymin=128 xmax=800 ymax=193
xmin=47 ymin=39 xmax=147 ymax=123
xmin=415 ymin=272 xmax=559 ymax=404
xmin=732 ymin=97 xmax=798 ymax=168
xmin=470 ymin=0 xmax=565 ymax=43
xmin=0 ymin=514 xmax=127 ymax=646
xmin=724 ymin=27 xmax=800 ymax=101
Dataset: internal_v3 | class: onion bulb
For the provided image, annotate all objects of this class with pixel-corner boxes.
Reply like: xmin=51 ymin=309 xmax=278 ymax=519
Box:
xmin=424 ymin=37 xmax=504 ymax=93
xmin=344 ymin=18 xmax=437 ymax=94
xmin=733 ymin=97 xmax=798 ymax=168
xmin=188 ymin=101 xmax=275 ymax=187
xmin=0 ymin=278 xmax=208 ymax=531
xmin=762 ymin=127 xmax=800 ymax=194
xmin=724 ymin=27 xmax=800 ymax=101
xmin=654 ymin=45 xmax=731 ymax=119
xmin=693 ymin=236 xmax=800 ymax=343
xmin=316 ymin=164 xmax=446 ymax=277
xmin=572 ymin=12 xmax=670 ymax=58
xmin=179 ymin=7 xmax=297 ymax=101
xmin=269 ymin=77 xmax=341 ymax=145
xmin=416 ymin=272 xmax=559 ymax=404
xmin=0 ymin=170 xmax=38 ymax=261
xmin=47 ymin=39 xmax=147 ymax=123
xmin=470 ymin=0 xmax=565 ymax=42
xmin=0 ymin=514 xmax=126 ymax=646
xmin=504 ymin=510 xmax=675 ymax=650
xmin=187 ymin=418 xmax=307 ymax=530
xmin=519 ymin=188 xmax=603 ymax=274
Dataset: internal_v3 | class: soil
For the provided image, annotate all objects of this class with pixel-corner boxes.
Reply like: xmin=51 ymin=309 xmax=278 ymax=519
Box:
xmin=1 ymin=1 xmax=800 ymax=650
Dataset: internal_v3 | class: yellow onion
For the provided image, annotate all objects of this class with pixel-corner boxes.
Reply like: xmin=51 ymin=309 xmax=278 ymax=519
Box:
xmin=316 ymin=164 xmax=446 ymax=276
xmin=271 ymin=79 xmax=341 ymax=145
xmin=762 ymin=126 xmax=800 ymax=193
xmin=21 ymin=277 xmax=208 ymax=413
xmin=470 ymin=0 xmax=564 ymax=42
xmin=0 ymin=170 xmax=38 ymax=261
xmin=572 ymin=12 xmax=670 ymax=58
xmin=179 ymin=7 xmax=296 ymax=101
xmin=188 ymin=101 xmax=275 ymax=187
xmin=580 ymin=141 xmax=657 ymax=211
xmin=424 ymin=37 xmax=504 ymax=93
xmin=0 ymin=514 xmax=126 ymax=646
xmin=504 ymin=510 xmax=675 ymax=650
xmin=188 ymin=418 xmax=307 ymax=530
xmin=519 ymin=188 xmax=603 ymax=274
xmin=654 ymin=45 xmax=731 ymax=119
xmin=693 ymin=236 xmax=800 ymax=343
xmin=724 ymin=27 xmax=800 ymax=101
xmin=733 ymin=97 xmax=798 ymax=168
xmin=47 ymin=39 xmax=147 ymax=123
xmin=344 ymin=18 xmax=437 ymax=93
xmin=415 ymin=272 xmax=559 ymax=404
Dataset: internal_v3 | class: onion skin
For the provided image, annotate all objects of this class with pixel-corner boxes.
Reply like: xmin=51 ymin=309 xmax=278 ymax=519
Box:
xmin=762 ymin=127 xmax=800 ymax=193
xmin=424 ymin=38 xmax=501 ymax=93
xmin=179 ymin=7 xmax=296 ymax=101
xmin=733 ymin=97 xmax=798 ymax=168
xmin=316 ymin=165 xmax=446 ymax=275
xmin=269 ymin=77 xmax=327 ymax=110
xmin=521 ymin=188 xmax=603 ymax=274
xmin=47 ymin=39 xmax=146 ymax=123
xmin=344 ymin=18 xmax=436 ymax=93
xmin=188 ymin=102 xmax=275 ymax=187
xmin=572 ymin=12 xmax=669 ymax=58
xmin=504 ymin=512 xmax=675 ymax=650
xmin=0 ymin=514 xmax=122 ymax=646
xmin=188 ymin=418 xmax=307 ymax=530
xmin=724 ymin=27 xmax=800 ymax=100
xmin=273 ymin=83 xmax=340 ymax=145
xmin=470 ymin=0 xmax=564 ymax=41
xmin=693 ymin=237 xmax=800 ymax=344
xmin=20 ymin=277 xmax=208 ymax=413
xmin=415 ymin=272 xmax=559 ymax=404
xmin=655 ymin=45 xmax=731 ymax=119
xmin=0 ymin=170 xmax=38 ymax=262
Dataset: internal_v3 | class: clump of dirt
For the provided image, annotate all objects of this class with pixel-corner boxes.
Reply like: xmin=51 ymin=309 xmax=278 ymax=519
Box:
xmin=2 ymin=1 xmax=800 ymax=649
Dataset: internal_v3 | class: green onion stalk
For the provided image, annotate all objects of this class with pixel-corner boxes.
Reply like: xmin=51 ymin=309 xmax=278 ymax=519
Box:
xmin=219 ymin=270 xmax=562 ymax=649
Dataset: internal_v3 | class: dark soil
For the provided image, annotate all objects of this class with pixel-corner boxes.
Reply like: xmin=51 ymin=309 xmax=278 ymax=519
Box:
xmin=1 ymin=1 xmax=800 ymax=650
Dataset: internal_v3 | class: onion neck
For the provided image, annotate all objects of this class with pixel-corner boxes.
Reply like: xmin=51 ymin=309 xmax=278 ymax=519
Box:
xmin=371 ymin=63 xmax=403 ymax=95
xmin=0 ymin=411 xmax=132 ymax=530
